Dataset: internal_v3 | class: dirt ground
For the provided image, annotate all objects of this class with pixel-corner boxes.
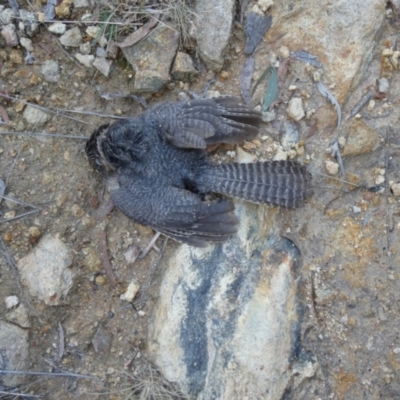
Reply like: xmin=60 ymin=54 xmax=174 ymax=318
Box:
xmin=1 ymin=1 xmax=400 ymax=399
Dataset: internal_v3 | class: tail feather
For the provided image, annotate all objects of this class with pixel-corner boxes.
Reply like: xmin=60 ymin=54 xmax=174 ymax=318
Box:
xmin=200 ymin=161 xmax=311 ymax=208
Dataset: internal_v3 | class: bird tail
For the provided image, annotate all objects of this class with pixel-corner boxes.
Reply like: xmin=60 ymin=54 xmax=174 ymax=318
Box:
xmin=199 ymin=161 xmax=312 ymax=208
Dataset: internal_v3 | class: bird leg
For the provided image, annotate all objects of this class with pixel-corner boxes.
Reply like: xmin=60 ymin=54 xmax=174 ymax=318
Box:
xmin=137 ymin=231 xmax=161 ymax=260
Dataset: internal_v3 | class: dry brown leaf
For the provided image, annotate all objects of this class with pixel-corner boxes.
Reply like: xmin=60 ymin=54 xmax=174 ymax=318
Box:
xmin=116 ymin=17 xmax=159 ymax=48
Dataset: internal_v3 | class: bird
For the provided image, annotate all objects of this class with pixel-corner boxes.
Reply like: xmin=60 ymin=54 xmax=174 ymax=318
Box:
xmin=85 ymin=96 xmax=311 ymax=247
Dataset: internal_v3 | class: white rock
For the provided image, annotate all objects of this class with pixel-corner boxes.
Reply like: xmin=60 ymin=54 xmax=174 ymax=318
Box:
xmin=48 ymin=22 xmax=66 ymax=35
xmin=41 ymin=60 xmax=60 ymax=82
xmin=17 ymin=235 xmax=74 ymax=305
xmin=273 ymin=149 xmax=288 ymax=161
xmin=287 ymin=97 xmax=305 ymax=121
xmin=23 ymin=105 xmax=51 ymax=125
xmin=325 ymin=160 xmax=339 ymax=175
xmin=0 ymin=8 xmax=15 ymax=24
xmin=75 ymin=53 xmax=95 ymax=68
xmin=93 ymin=57 xmax=112 ymax=77
xmin=121 ymin=280 xmax=141 ymax=302
xmin=375 ymin=175 xmax=385 ymax=185
xmin=391 ymin=183 xmax=400 ymax=197
xmin=278 ymin=45 xmax=290 ymax=59
xmin=60 ymin=27 xmax=82 ymax=47
xmin=79 ymin=42 xmax=91 ymax=55
xmin=236 ymin=147 xmax=257 ymax=163
xmin=5 ymin=295 xmax=19 ymax=309
xmin=378 ymin=77 xmax=389 ymax=93
xmin=257 ymin=0 xmax=274 ymax=12
xmin=19 ymin=37 xmax=33 ymax=52
xmin=86 ymin=26 xmax=101 ymax=38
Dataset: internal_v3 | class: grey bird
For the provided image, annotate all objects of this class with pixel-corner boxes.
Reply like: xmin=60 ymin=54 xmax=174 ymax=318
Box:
xmin=86 ymin=96 xmax=311 ymax=247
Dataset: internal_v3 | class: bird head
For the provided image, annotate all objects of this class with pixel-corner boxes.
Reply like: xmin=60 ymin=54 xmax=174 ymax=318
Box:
xmin=85 ymin=119 xmax=149 ymax=176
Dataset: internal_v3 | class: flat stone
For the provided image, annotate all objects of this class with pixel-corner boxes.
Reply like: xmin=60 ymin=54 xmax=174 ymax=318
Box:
xmin=0 ymin=321 xmax=29 ymax=386
xmin=41 ymin=60 xmax=60 ymax=82
xmin=148 ymin=202 xmax=312 ymax=398
xmin=75 ymin=53 xmax=95 ymax=68
xmin=60 ymin=27 xmax=83 ymax=47
xmin=122 ymin=23 xmax=179 ymax=93
xmin=23 ymin=105 xmax=51 ymax=125
xmin=17 ymin=234 xmax=74 ymax=305
xmin=343 ymin=120 xmax=379 ymax=157
xmin=48 ymin=22 xmax=67 ymax=35
xmin=20 ymin=37 xmax=33 ymax=52
xmin=287 ymin=97 xmax=305 ymax=121
xmin=93 ymin=57 xmax=112 ymax=77
xmin=266 ymin=0 xmax=385 ymax=104
xmin=1 ymin=24 xmax=18 ymax=46
xmin=6 ymin=303 xmax=31 ymax=328
xmin=0 ymin=8 xmax=15 ymax=24
xmin=171 ymin=51 xmax=198 ymax=81
xmin=195 ymin=0 xmax=235 ymax=71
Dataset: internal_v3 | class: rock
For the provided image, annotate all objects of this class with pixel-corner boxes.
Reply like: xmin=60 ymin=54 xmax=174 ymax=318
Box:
xmin=342 ymin=120 xmax=379 ymax=157
xmin=80 ymin=42 xmax=91 ymax=55
xmin=171 ymin=51 xmax=198 ymax=81
xmin=121 ymin=280 xmax=140 ymax=302
xmin=261 ymin=110 xmax=275 ymax=122
xmin=267 ymin=0 xmax=385 ymax=104
xmin=195 ymin=0 xmax=235 ymax=71
xmin=55 ymin=0 xmax=73 ymax=19
xmin=60 ymin=27 xmax=83 ymax=47
xmin=93 ymin=57 xmax=112 ymax=77
xmin=0 ymin=321 xmax=29 ymax=386
xmin=17 ymin=234 xmax=74 ymax=305
xmin=23 ymin=105 xmax=51 ymax=125
xmin=6 ymin=303 xmax=31 ymax=328
xmin=5 ymin=295 xmax=19 ymax=308
xmin=0 ymin=8 xmax=15 ymax=24
xmin=41 ymin=60 xmax=61 ymax=82
xmin=86 ymin=26 xmax=101 ymax=38
xmin=9 ymin=49 xmax=23 ymax=64
xmin=325 ymin=160 xmax=339 ymax=175
xmin=75 ymin=53 xmax=95 ymax=68
xmin=74 ymin=0 xmax=89 ymax=7
xmin=148 ymin=202 xmax=308 ymax=398
xmin=287 ymin=97 xmax=305 ymax=121
xmin=378 ymin=77 xmax=389 ymax=93
xmin=391 ymin=183 xmax=400 ymax=197
xmin=257 ymin=0 xmax=274 ymax=13
xmin=281 ymin=121 xmax=300 ymax=149
xmin=236 ymin=147 xmax=257 ymax=163
xmin=19 ymin=10 xmax=39 ymax=37
xmin=96 ymin=46 xmax=107 ymax=57
xmin=20 ymin=37 xmax=33 ymax=52
xmin=1 ymin=24 xmax=18 ymax=46
xmin=92 ymin=324 xmax=112 ymax=354
xmin=273 ymin=148 xmax=288 ymax=161
xmin=124 ymin=245 xmax=140 ymax=264
xmin=48 ymin=22 xmax=67 ymax=35
xmin=122 ymin=23 xmax=179 ymax=93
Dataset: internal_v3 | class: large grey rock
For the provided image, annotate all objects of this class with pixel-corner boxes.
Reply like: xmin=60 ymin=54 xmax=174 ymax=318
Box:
xmin=23 ymin=105 xmax=51 ymax=126
xmin=17 ymin=234 xmax=74 ymax=305
xmin=0 ymin=321 xmax=29 ymax=386
xmin=267 ymin=0 xmax=385 ymax=104
xmin=59 ymin=27 xmax=83 ymax=47
xmin=148 ymin=202 xmax=314 ymax=399
xmin=122 ymin=23 xmax=179 ymax=93
xmin=194 ymin=0 xmax=235 ymax=71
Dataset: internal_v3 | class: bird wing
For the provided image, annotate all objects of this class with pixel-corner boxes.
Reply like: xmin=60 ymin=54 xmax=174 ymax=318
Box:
xmin=110 ymin=175 xmax=238 ymax=247
xmin=150 ymin=96 xmax=262 ymax=149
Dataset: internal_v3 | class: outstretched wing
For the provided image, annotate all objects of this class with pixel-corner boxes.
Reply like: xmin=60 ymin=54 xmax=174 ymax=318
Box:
xmin=110 ymin=174 xmax=238 ymax=247
xmin=149 ymin=96 xmax=262 ymax=149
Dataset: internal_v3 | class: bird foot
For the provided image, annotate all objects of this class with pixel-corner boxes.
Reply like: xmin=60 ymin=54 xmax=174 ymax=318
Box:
xmin=137 ymin=232 xmax=161 ymax=260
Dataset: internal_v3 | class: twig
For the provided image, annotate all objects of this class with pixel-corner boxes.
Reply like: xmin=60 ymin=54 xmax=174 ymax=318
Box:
xmin=56 ymin=322 xmax=65 ymax=362
xmin=97 ymin=229 xmax=118 ymax=287
xmin=0 ymin=369 xmax=100 ymax=381
xmin=134 ymin=236 xmax=168 ymax=310
xmin=0 ymin=390 xmax=42 ymax=398
xmin=346 ymin=88 xmax=375 ymax=119
xmin=0 ymin=208 xmax=42 ymax=224
xmin=0 ymin=131 xmax=88 ymax=139
xmin=0 ymin=93 xmax=89 ymax=125
xmin=327 ymin=138 xmax=345 ymax=176
xmin=137 ymin=232 xmax=161 ymax=260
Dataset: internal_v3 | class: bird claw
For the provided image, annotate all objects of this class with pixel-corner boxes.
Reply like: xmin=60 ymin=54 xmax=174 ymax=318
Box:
xmin=137 ymin=232 xmax=161 ymax=260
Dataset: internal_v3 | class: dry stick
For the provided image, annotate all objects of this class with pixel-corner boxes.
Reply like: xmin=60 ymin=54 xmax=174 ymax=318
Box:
xmin=134 ymin=237 xmax=168 ymax=310
xmin=385 ymin=128 xmax=393 ymax=268
xmin=0 ymin=369 xmax=100 ymax=381
xmin=0 ymin=93 xmax=89 ymax=125
xmin=56 ymin=322 xmax=65 ymax=362
xmin=97 ymin=229 xmax=118 ymax=287
xmin=0 ymin=391 xmax=43 ymax=398
xmin=0 ymin=208 xmax=42 ymax=224
xmin=0 ymin=131 xmax=88 ymax=139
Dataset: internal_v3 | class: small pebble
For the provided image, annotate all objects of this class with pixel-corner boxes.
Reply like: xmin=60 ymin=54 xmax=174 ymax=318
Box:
xmin=325 ymin=160 xmax=339 ymax=175
xmin=138 ymin=310 xmax=146 ymax=317
xmin=375 ymin=175 xmax=385 ymax=185
xmin=95 ymin=275 xmax=106 ymax=285
xmin=48 ymin=22 xmax=67 ymax=35
xmin=120 ymin=280 xmax=140 ymax=302
xmin=391 ymin=183 xmax=400 ymax=197
xmin=5 ymin=295 xmax=19 ymax=309
xmin=378 ymin=78 xmax=389 ymax=94
xmin=287 ymin=97 xmax=305 ymax=121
